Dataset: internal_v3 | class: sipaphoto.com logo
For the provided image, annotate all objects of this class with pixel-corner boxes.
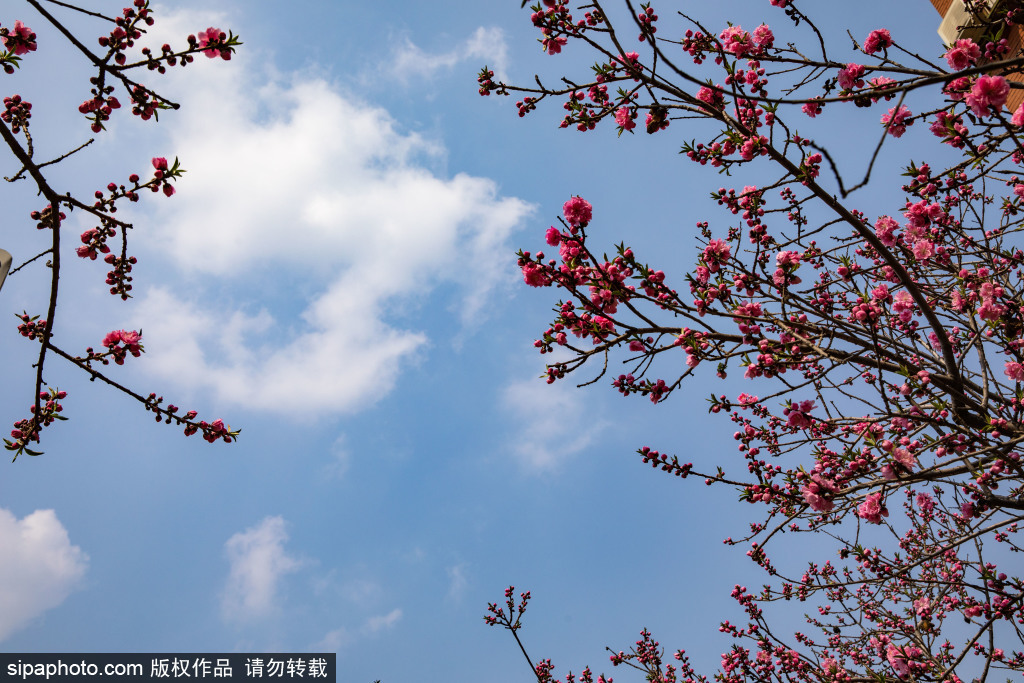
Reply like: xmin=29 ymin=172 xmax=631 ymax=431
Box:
xmin=6 ymin=658 xmax=143 ymax=680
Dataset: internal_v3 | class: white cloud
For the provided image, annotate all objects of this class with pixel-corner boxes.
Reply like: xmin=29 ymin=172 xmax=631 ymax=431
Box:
xmin=221 ymin=516 xmax=302 ymax=622
xmin=446 ymin=563 xmax=467 ymax=602
xmin=0 ymin=508 xmax=88 ymax=642
xmin=311 ymin=607 xmax=400 ymax=653
xmin=501 ymin=371 xmax=599 ymax=471
xmin=362 ymin=608 xmax=402 ymax=634
xmin=313 ymin=627 xmax=351 ymax=653
xmin=122 ymin=21 xmax=532 ymax=418
xmin=322 ymin=435 xmax=351 ymax=481
xmin=388 ymin=27 xmax=509 ymax=83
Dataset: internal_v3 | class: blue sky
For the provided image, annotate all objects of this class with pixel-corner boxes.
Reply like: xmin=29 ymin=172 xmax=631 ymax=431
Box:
xmin=0 ymin=1 xmax=954 ymax=681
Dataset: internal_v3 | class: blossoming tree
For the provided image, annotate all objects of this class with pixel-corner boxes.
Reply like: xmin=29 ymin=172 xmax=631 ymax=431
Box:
xmin=482 ymin=0 xmax=1024 ymax=680
xmin=2 ymin=1 xmax=241 ymax=458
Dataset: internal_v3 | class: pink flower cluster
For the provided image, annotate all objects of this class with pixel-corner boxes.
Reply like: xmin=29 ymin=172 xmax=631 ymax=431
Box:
xmin=863 ymin=29 xmax=892 ymax=54
xmin=563 ymin=196 xmax=593 ymax=226
xmin=943 ymin=38 xmax=980 ymax=71
xmin=197 ymin=27 xmax=232 ymax=60
xmin=2 ymin=20 xmax=37 ymax=56
xmin=881 ymin=105 xmax=913 ymax=138
xmin=857 ymin=492 xmax=888 ymax=524
xmin=801 ymin=99 xmax=823 ymax=118
xmin=102 ymin=329 xmax=143 ymax=364
xmin=614 ymin=107 xmax=636 ymax=131
xmin=1005 ymin=361 xmax=1024 ymax=382
xmin=837 ymin=63 xmax=865 ymax=91
xmin=801 ymin=471 xmax=836 ymax=513
xmin=703 ymin=239 xmax=731 ymax=272
xmin=784 ymin=399 xmax=815 ymax=429
xmin=772 ymin=250 xmax=801 ymax=286
xmin=718 ymin=24 xmax=773 ymax=58
xmin=151 ymin=157 xmax=176 ymax=197
xmin=965 ymin=75 xmax=1009 ymax=117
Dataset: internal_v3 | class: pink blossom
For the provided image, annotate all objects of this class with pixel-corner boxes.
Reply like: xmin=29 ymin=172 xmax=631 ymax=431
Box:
xmin=930 ymin=111 xmax=967 ymax=146
xmin=886 ymin=645 xmax=911 ymax=678
xmin=857 ymin=492 xmax=887 ymax=524
xmin=893 ymin=447 xmax=916 ymax=471
xmin=740 ymin=135 xmax=766 ymax=160
xmin=802 ymin=99 xmax=823 ymax=117
xmin=874 ymin=216 xmax=899 ymax=246
xmin=868 ymin=76 xmax=898 ymax=102
xmin=3 ymin=20 xmax=37 ymax=56
xmin=696 ymin=86 xmax=724 ymax=110
xmin=545 ymin=227 xmax=561 ymax=246
xmin=912 ymin=239 xmax=935 ymax=260
xmin=542 ymin=33 xmax=567 ymax=55
xmin=965 ymin=75 xmax=1009 ymax=117
xmin=733 ymin=301 xmax=762 ymax=321
xmin=863 ymin=29 xmax=893 ymax=54
xmin=770 ymin=0 xmax=789 ymax=6
xmin=837 ymin=63 xmax=865 ymax=90
xmin=903 ymin=200 xmax=945 ymax=233
xmin=719 ymin=26 xmax=754 ymax=57
xmin=703 ymin=239 xmax=731 ymax=272
xmin=803 ymin=152 xmax=822 ymax=179
xmin=1013 ymin=101 xmax=1024 ymax=126
xmin=119 ymin=330 xmax=142 ymax=350
xmin=752 ymin=25 xmax=774 ymax=50
xmin=197 ymin=27 xmax=232 ymax=60
xmin=944 ymin=76 xmax=972 ymax=101
xmin=102 ymin=330 xmax=123 ymax=347
xmin=785 ymin=399 xmax=815 ymax=429
xmin=1005 ymin=361 xmax=1024 ymax=382
xmin=776 ymin=250 xmax=801 ymax=268
xmin=881 ymin=105 xmax=913 ymax=138
xmin=801 ymin=471 xmax=835 ymax=512
xmin=562 ymin=197 xmax=592 ymax=226
xmin=616 ymin=52 xmax=640 ymax=69
xmin=522 ymin=262 xmax=550 ymax=287
xmin=963 ymin=605 xmax=984 ymax=618
xmin=152 ymin=157 xmax=168 ymax=171
xmin=614 ymin=107 xmax=636 ymax=130
xmin=943 ymin=38 xmax=980 ymax=71
xmin=892 ymin=290 xmax=914 ymax=322
xmin=801 ymin=485 xmax=834 ymax=512
xmin=913 ymin=596 xmax=931 ymax=616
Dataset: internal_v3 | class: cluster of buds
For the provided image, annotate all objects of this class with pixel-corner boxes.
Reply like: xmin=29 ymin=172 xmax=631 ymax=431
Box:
xmin=4 ymin=389 xmax=67 ymax=459
xmin=30 ymin=204 xmax=65 ymax=230
xmin=143 ymin=395 xmax=239 ymax=444
xmin=79 ymin=83 xmax=122 ymax=133
xmin=97 ymin=1 xmax=152 ymax=65
xmin=140 ymin=43 xmax=193 ymax=74
xmin=2 ymin=94 xmax=31 ymax=134
xmin=150 ymin=156 xmax=180 ymax=196
xmin=476 ymin=66 xmax=506 ymax=96
xmin=16 ymin=312 xmax=47 ymax=341
xmin=77 ymin=225 xmax=115 ymax=261
xmin=105 ymin=254 xmax=137 ymax=300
